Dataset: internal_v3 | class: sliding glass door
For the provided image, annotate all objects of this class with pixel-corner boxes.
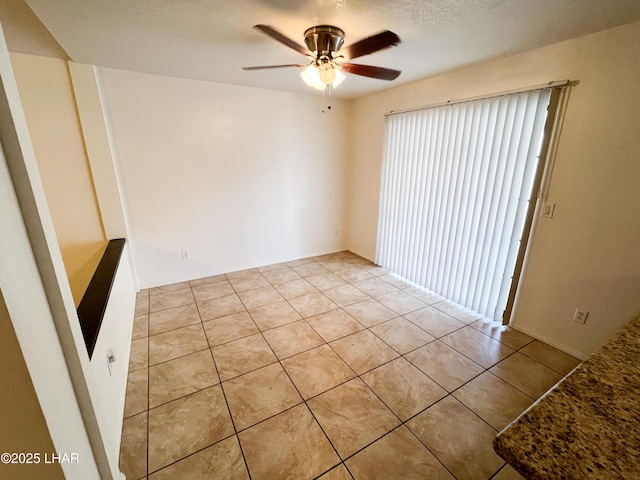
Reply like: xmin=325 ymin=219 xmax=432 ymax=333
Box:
xmin=376 ymin=85 xmax=565 ymax=322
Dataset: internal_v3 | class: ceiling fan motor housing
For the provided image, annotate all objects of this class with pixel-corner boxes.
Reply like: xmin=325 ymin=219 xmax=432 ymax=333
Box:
xmin=304 ymin=25 xmax=345 ymax=58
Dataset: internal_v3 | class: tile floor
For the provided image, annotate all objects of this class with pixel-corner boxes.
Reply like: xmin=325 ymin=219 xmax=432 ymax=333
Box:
xmin=120 ymin=251 xmax=581 ymax=480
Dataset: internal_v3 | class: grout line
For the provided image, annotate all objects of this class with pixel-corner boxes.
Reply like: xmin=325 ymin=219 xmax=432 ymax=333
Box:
xmin=197 ymin=285 xmax=254 ymax=480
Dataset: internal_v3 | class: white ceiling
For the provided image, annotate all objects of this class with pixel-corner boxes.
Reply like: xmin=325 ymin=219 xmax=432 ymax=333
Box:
xmin=3 ymin=0 xmax=640 ymax=99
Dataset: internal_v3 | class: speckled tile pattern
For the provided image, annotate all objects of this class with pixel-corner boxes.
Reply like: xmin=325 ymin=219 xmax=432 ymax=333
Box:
xmin=494 ymin=316 xmax=638 ymax=480
xmin=119 ymin=251 xmax=581 ymax=479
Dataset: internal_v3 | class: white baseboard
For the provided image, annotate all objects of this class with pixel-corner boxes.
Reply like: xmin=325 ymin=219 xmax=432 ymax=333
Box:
xmin=509 ymin=324 xmax=589 ymax=360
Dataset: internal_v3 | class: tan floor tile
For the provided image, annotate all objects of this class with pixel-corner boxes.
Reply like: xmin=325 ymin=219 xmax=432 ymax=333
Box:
xmin=490 ymin=352 xmax=563 ymax=399
xmin=228 ymin=273 xmax=270 ymax=292
xmin=519 ymin=340 xmax=581 ymax=375
xmin=343 ymin=299 xmax=398 ymax=327
xmin=286 ymin=257 xmax=315 ymax=267
xmin=237 ymin=285 xmax=284 ymax=310
xmin=263 ymin=267 xmax=302 ymax=284
xmin=441 ymin=327 xmax=515 ymax=368
xmin=282 ymin=344 xmax=355 ymax=399
xmin=149 ymin=304 xmax=200 ymax=336
xmin=149 ymin=289 xmax=195 ymax=312
xmin=306 ymin=309 xmax=365 ymax=342
xmin=189 ymin=273 xmax=227 ymax=287
xmin=289 ymin=292 xmax=339 ymax=318
xmin=330 ymin=329 xmax=399 ymax=375
xmin=258 ymin=262 xmax=289 ymax=273
xmin=344 ymin=255 xmax=372 ymax=264
xmin=323 ymin=284 xmax=371 ymax=307
xmin=470 ymin=318 xmax=534 ymax=350
xmin=197 ymin=293 xmax=245 ymax=321
xmin=357 ymin=264 xmax=389 ymax=276
xmin=124 ymin=368 xmax=148 ymax=418
xmin=149 ymin=350 xmax=219 ymax=408
xmin=148 ymin=385 xmax=234 ymax=473
xmin=306 ymin=272 xmax=349 ymax=291
xmin=224 ymin=363 xmax=302 ymax=431
xmin=202 ymin=311 xmax=259 ymax=347
xmin=124 ymin=258 xmax=577 ymax=480
xmin=317 ymin=259 xmax=353 ymax=272
xmin=248 ymin=301 xmax=302 ymax=330
xmin=291 ymin=262 xmax=329 ymax=277
xmin=132 ymin=314 xmax=149 ymax=340
xmin=239 ymin=404 xmax=339 ymax=480
xmin=149 ymin=324 xmax=208 ymax=365
xmin=362 ymin=358 xmax=447 ymax=421
xmin=403 ymin=286 xmax=445 ymax=305
xmin=353 ymin=277 xmax=398 ymax=297
xmin=211 ymin=333 xmax=277 ymax=380
xmin=150 ymin=281 xmax=191 ymax=295
xmin=135 ymin=295 xmax=149 ymax=316
xmin=334 ymin=267 xmax=374 ymax=283
xmin=149 ymin=436 xmax=249 ymax=480
xmin=119 ymin=411 xmax=147 ymax=480
xmin=407 ymin=396 xmax=504 ymax=480
xmin=370 ymin=317 xmax=435 ymax=354
xmin=404 ymin=306 xmax=465 ymax=337
xmin=129 ymin=337 xmax=148 ymax=372
xmin=346 ymin=426 xmax=454 ymax=479
xmin=405 ymin=341 xmax=484 ymax=392
xmin=317 ymin=464 xmax=352 ymax=480
xmin=492 ymin=464 xmax=527 ymax=480
xmin=307 ymin=378 xmax=400 ymax=459
xmin=376 ymin=290 xmax=427 ymax=315
xmin=273 ymin=278 xmax=319 ymax=299
xmin=336 ymin=251 xmax=366 ymax=262
xmin=452 ymin=372 xmax=533 ymax=431
xmin=262 ymin=320 xmax=325 ymax=359
xmin=377 ymin=273 xmax=414 ymax=290
xmin=433 ymin=299 xmax=484 ymax=324
xmin=191 ymin=281 xmax=235 ymax=303
xmin=226 ymin=268 xmax=260 ymax=279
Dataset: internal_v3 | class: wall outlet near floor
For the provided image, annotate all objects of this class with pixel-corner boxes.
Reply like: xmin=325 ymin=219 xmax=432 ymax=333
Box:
xmin=573 ymin=308 xmax=588 ymax=324
xmin=181 ymin=250 xmax=191 ymax=260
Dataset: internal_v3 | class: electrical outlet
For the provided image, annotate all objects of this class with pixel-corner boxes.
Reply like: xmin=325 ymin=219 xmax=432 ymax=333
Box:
xmin=181 ymin=250 xmax=190 ymax=260
xmin=573 ymin=308 xmax=588 ymax=324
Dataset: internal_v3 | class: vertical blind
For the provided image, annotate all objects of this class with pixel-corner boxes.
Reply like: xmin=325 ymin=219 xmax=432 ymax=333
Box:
xmin=376 ymin=88 xmax=552 ymax=320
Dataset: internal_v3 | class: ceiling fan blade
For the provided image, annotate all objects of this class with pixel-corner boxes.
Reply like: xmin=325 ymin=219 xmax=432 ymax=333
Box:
xmin=340 ymin=63 xmax=401 ymax=81
xmin=243 ymin=64 xmax=307 ymax=71
xmin=253 ymin=25 xmax=309 ymax=56
xmin=342 ymin=30 xmax=400 ymax=60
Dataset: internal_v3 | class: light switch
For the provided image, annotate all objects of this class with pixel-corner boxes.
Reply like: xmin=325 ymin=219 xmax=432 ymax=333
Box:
xmin=541 ymin=202 xmax=555 ymax=218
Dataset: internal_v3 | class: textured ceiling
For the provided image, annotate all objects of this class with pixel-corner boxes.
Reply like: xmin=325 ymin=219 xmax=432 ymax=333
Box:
xmin=3 ymin=0 xmax=640 ymax=99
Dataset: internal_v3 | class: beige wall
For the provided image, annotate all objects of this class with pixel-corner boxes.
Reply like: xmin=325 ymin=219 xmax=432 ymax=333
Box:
xmin=0 ymin=292 xmax=64 ymax=480
xmin=98 ymin=68 xmax=350 ymax=288
xmin=347 ymin=21 xmax=640 ymax=357
xmin=10 ymin=53 xmax=106 ymax=305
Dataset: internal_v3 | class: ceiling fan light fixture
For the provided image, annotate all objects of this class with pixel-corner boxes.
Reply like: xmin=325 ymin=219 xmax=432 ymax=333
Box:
xmin=318 ymin=62 xmax=336 ymax=84
xmin=332 ymin=68 xmax=346 ymax=88
xmin=300 ymin=65 xmax=326 ymax=90
xmin=301 ymin=64 xmax=345 ymax=90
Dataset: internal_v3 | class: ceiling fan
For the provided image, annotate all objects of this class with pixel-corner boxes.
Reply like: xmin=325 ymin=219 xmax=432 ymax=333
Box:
xmin=243 ymin=25 xmax=401 ymax=90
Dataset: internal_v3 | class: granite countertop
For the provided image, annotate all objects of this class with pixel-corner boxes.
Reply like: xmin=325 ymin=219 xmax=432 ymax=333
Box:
xmin=494 ymin=315 xmax=640 ymax=479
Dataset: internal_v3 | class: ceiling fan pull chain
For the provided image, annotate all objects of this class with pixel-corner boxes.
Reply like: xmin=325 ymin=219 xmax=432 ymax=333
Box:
xmin=322 ymin=84 xmax=334 ymax=113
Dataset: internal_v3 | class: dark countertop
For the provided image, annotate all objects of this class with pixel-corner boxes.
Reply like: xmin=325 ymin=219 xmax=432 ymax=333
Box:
xmin=493 ymin=315 xmax=640 ymax=479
